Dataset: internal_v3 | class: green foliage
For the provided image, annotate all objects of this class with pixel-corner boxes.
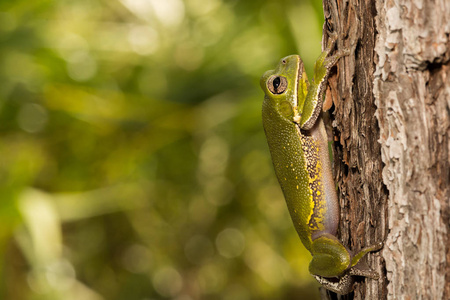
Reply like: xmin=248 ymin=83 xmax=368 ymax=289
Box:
xmin=0 ymin=0 xmax=323 ymax=299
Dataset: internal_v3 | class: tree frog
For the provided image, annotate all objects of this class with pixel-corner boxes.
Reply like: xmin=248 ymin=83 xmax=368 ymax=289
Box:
xmin=260 ymin=33 xmax=383 ymax=294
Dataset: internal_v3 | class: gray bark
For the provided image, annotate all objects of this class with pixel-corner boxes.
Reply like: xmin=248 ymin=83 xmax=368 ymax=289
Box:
xmin=373 ymin=0 xmax=450 ymax=299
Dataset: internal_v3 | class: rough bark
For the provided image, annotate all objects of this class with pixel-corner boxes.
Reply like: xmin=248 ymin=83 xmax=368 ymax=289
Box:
xmin=320 ymin=0 xmax=449 ymax=299
xmin=373 ymin=0 xmax=450 ymax=299
xmin=321 ymin=0 xmax=388 ymax=298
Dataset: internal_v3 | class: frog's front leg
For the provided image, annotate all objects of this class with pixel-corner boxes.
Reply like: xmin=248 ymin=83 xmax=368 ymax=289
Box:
xmin=299 ymin=35 xmax=350 ymax=130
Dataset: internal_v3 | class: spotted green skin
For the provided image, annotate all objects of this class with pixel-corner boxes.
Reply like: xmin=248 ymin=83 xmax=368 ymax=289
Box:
xmin=261 ymin=35 xmax=382 ymax=294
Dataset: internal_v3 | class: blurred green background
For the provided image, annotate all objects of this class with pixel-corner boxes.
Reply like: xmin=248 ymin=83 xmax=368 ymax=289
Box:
xmin=0 ymin=0 xmax=325 ymax=299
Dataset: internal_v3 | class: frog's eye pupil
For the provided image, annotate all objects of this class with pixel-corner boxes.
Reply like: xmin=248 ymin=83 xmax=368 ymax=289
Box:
xmin=273 ymin=77 xmax=281 ymax=89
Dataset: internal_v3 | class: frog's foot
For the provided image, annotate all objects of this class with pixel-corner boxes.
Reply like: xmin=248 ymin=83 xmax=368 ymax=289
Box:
xmin=348 ymin=260 xmax=380 ymax=280
xmin=348 ymin=241 xmax=384 ymax=280
xmin=351 ymin=241 xmax=384 ymax=267
xmin=313 ymin=274 xmax=356 ymax=295
xmin=323 ymin=31 xmax=339 ymax=54
xmin=323 ymin=47 xmax=351 ymax=70
xmin=314 ymin=259 xmax=382 ymax=295
xmin=327 ymin=31 xmax=338 ymax=45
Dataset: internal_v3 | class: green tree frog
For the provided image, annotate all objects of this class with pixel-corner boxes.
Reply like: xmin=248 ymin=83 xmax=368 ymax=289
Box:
xmin=260 ymin=33 xmax=383 ymax=294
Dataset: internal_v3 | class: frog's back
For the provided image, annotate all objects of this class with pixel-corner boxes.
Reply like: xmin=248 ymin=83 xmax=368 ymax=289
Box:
xmin=262 ymin=96 xmax=314 ymax=250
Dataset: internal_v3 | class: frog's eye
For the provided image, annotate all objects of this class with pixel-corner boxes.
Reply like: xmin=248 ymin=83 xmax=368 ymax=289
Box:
xmin=268 ymin=75 xmax=288 ymax=94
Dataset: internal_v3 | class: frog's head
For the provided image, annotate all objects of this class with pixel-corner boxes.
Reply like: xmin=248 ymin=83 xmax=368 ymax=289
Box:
xmin=260 ymin=55 xmax=306 ymax=122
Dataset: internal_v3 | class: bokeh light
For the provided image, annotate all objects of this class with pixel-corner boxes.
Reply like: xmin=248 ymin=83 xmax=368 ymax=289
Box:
xmin=0 ymin=0 xmax=324 ymax=299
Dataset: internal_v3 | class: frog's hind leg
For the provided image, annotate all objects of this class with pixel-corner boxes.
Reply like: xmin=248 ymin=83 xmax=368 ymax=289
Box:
xmin=308 ymin=233 xmax=350 ymax=278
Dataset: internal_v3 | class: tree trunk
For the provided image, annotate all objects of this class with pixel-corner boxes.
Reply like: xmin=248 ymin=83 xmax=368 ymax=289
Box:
xmin=373 ymin=0 xmax=450 ymax=298
xmin=321 ymin=0 xmax=449 ymax=299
